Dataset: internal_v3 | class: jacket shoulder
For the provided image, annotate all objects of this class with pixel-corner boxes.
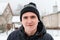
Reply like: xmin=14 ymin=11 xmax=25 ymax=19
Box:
xmin=43 ymin=33 xmax=54 ymax=40
xmin=7 ymin=30 xmax=21 ymax=40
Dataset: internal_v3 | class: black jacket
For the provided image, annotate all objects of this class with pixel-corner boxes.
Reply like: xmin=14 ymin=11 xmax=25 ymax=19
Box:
xmin=7 ymin=21 xmax=54 ymax=40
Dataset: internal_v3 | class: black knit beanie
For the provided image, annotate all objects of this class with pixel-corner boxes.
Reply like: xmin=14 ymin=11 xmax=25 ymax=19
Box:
xmin=20 ymin=2 xmax=40 ymax=21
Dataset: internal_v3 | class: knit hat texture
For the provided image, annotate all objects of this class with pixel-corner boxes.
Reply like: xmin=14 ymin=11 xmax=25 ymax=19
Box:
xmin=20 ymin=2 xmax=40 ymax=21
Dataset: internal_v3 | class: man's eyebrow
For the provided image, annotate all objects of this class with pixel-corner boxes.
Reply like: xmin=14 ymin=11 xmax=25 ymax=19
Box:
xmin=31 ymin=16 xmax=36 ymax=17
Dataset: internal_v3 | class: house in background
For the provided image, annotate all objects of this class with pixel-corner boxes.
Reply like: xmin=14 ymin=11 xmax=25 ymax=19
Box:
xmin=0 ymin=2 xmax=23 ymax=32
xmin=42 ymin=3 xmax=60 ymax=29
xmin=42 ymin=12 xmax=60 ymax=29
xmin=0 ymin=3 xmax=13 ymax=32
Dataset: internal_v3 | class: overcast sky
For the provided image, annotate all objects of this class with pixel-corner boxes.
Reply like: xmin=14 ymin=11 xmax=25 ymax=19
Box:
xmin=0 ymin=0 xmax=60 ymax=15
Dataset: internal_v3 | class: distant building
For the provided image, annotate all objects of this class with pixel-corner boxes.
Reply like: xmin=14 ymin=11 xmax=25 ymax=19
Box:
xmin=0 ymin=3 xmax=13 ymax=32
xmin=0 ymin=2 xmax=23 ymax=32
xmin=42 ymin=11 xmax=60 ymax=29
xmin=42 ymin=3 xmax=60 ymax=29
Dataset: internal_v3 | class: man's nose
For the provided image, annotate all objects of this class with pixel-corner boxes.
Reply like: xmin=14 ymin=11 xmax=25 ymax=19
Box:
xmin=27 ymin=18 xmax=32 ymax=23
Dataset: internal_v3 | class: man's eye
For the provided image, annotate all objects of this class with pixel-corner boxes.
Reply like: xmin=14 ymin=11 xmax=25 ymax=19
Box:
xmin=31 ymin=16 xmax=36 ymax=19
xmin=23 ymin=17 xmax=28 ymax=19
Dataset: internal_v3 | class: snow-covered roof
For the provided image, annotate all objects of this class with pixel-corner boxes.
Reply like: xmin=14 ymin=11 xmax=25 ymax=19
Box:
xmin=0 ymin=2 xmax=8 ymax=15
xmin=12 ymin=16 xmax=20 ymax=22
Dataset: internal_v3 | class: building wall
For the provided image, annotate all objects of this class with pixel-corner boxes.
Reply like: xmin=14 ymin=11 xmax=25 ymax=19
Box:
xmin=43 ymin=15 xmax=51 ymax=28
xmin=51 ymin=13 xmax=58 ymax=28
xmin=2 ymin=3 xmax=13 ymax=24
xmin=0 ymin=16 xmax=6 ymax=25
xmin=42 ymin=13 xmax=59 ymax=29
xmin=0 ymin=16 xmax=6 ymax=32
xmin=58 ymin=12 xmax=60 ymax=27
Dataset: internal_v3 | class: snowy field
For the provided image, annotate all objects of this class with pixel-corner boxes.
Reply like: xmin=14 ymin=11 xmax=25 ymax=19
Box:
xmin=47 ymin=29 xmax=60 ymax=40
xmin=0 ymin=29 xmax=60 ymax=40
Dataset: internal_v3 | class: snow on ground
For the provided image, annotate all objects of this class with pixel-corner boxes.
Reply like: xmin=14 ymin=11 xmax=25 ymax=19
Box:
xmin=0 ymin=32 xmax=8 ymax=40
xmin=0 ymin=29 xmax=60 ymax=40
xmin=47 ymin=29 xmax=60 ymax=40
xmin=0 ymin=29 xmax=14 ymax=40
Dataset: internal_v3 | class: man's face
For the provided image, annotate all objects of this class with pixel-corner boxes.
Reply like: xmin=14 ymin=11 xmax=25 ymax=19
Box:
xmin=21 ymin=12 xmax=39 ymax=31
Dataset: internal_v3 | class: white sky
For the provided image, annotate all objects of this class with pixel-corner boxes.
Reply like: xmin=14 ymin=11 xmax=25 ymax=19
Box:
xmin=0 ymin=0 xmax=60 ymax=15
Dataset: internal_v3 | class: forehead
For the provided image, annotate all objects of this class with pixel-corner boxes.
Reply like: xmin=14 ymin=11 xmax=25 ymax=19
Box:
xmin=22 ymin=12 xmax=37 ymax=16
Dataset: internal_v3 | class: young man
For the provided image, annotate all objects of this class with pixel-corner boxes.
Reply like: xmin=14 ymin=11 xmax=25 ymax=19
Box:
xmin=7 ymin=2 xmax=54 ymax=40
